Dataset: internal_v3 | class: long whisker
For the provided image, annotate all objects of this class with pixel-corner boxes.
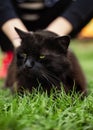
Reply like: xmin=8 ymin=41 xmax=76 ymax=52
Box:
xmin=41 ymin=70 xmax=60 ymax=86
xmin=46 ymin=71 xmax=60 ymax=82
xmin=46 ymin=73 xmax=60 ymax=86
xmin=41 ymin=73 xmax=54 ymax=85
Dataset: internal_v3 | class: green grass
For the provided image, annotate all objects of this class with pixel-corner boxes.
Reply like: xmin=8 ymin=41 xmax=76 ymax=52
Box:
xmin=0 ymin=39 xmax=93 ymax=130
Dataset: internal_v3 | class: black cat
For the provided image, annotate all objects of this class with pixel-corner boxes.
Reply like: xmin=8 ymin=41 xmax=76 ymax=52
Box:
xmin=4 ymin=28 xmax=87 ymax=95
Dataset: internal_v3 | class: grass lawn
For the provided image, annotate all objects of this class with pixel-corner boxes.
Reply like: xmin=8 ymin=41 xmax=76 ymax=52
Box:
xmin=0 ymin=39 xmax=93 ymax=130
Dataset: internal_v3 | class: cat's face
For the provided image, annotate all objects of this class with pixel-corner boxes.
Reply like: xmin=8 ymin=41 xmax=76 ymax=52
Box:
xmin=15 ymin=28 xmax=71 ymax=86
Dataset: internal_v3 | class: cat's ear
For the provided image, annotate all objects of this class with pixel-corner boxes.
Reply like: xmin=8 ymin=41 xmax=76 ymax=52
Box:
xmin=14 ymin=27 xmax=29 ymax=39
xmin=55 ymin=35 xmax=70 ymax=51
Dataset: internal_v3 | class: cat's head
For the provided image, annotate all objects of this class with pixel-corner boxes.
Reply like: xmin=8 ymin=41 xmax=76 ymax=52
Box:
xmin=14 ymin=27 xmax=71 ymax=86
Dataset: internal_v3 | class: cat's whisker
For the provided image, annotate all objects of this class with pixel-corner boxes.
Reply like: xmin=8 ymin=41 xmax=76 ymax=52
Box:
xmin=41 ymin=73 xmax=53 ymax=85
xmin=47 ymin=76 xmax=59 ymax=86
xmin=46 ymin=71 xmax=60 ymax=82
xmin=41 ymin=71 xmax=59 ymax=86
xmin=46 ymin=71 xmax=61 ymax=86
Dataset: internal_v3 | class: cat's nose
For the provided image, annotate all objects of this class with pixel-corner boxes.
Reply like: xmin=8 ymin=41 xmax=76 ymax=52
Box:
xmin=24 ymin=60 xmax=35 ymax=68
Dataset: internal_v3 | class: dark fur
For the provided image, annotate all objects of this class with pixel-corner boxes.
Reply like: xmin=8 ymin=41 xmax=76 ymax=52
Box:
xmin=4 ymin=28 xmax=87 ymax=95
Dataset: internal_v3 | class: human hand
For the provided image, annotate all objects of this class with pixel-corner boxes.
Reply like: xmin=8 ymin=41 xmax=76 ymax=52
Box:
xmin=46 ymin=17 xmax=73 ymax=36
xmin=2 ymin=18 xmax=28 ymax=48
xmin=12 ymin=38 xmax=21 ymax=48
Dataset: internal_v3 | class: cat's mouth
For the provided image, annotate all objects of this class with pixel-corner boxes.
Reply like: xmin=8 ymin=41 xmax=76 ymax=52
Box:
xmin=18 ymin=62 xmax=61 ymax=86
xmin=21 ymin=66 xmax=40 ymax=77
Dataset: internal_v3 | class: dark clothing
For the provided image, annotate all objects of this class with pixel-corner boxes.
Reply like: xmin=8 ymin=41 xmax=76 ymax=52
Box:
xmin=0 ymin=0 xmax=72 ymax=30
xmin=0 ymin=0 xmax=93 ymax=29
xmin=0 ymin=0 xmax=93 ymax=52
xmin=62 ymin=0 xmax=93 ymax=35
xmin=0 ymin=31 xmax=14 ymax=52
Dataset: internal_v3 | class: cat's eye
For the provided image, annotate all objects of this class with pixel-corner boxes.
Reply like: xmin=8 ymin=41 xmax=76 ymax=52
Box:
xmin=39 ymin=55 xmax=46 ymax=59
xmin=21 ymin=53 xmax=27 ymax=58
xmin=18 ymin=53 xmax=27 ymax=59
